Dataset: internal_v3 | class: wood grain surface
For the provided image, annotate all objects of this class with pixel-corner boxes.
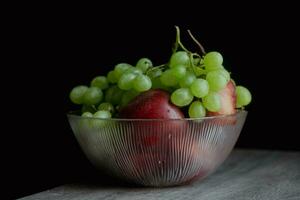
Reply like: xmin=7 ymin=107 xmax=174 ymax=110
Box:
xmin=19 ymin=149 xmax=300 ymax=200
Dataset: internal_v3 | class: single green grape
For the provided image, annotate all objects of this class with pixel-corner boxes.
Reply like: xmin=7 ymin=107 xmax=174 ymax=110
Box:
xmin=104 ymin=86 xmax=114 ymax=103
xmin=151 ymin=76 xmax=170 ymax=91
xmin=80 ymin=112 xmax=93 ymax=128
xmin=104 ymin=86 xmax=124 ymax=105
xmin=170 ymin=51 xmax=190 ymax=68
xmin=133 ymin=74 xmax=152 ymax=92
xmin=90 ymin=110 xmax=112 ymax=128
xmin=81 ymin=112 xmax=93 ymax=117
xmin=190 ymin=78 xmax=209 ymax=98
xmin=171 ymin=88 xmax=194 ymax=107
xmin=179 ymin=71 xmax=196 ymax=88
xmin=112 ymin=87 xmax=124 ymax=106
xmin=114 ymin=63 xmax=132 ymax=80
xmin=206 ymin=70 xmax=228 ymax=91
xmin=188 ymin=101 xmax=206 ymax=118
xmin=93 ymin=110 xmax=112 ymax=119
xmin=151 ymin=76 xmax=162 ymax=89
xmin=107 ymin=70 xmax=118 ymax=83
xmin=217 ymin=69 xmax=230 ymax=81
xmin=203 ymin=92 xmax=221 ymax=112
xmin=207 ymin=68 xmax=230 ymax=81
xmin=69 ymin=85 xmax=88 ymax=104
xmin=83 ymin=87 xmax=103 ymax=105
xmin=98 ymin=102 xmax=115 ymax=114
xmin=171 ymin=65 xmax=187 ymax=79
xmin=118 ymin=73 xmax=137 ymax=90
xmin=125 ymin=67 xmax=143 ymax=75
xmin=236 ymin=86 xmax=252 ymax=108
xmin=120 ymin=90 xmax=140 ymax=107
xmin=160 ymin=69 xmax=178 ymax=87
xmin=90 ymin=76 xmax=109 ymax=90
xmin=204 ymin=51 xmax=223 ymax=70
xmin=136 ymin=58 xmax=153 ymax=72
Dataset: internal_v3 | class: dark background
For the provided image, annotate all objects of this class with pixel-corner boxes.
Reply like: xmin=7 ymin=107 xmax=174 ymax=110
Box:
xmin=5 ymin=5 xmax=299 ymax=199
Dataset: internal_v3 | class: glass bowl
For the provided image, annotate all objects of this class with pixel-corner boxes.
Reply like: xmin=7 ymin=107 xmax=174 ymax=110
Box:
xmin=67 ymin=110 xmax=247 ymax=187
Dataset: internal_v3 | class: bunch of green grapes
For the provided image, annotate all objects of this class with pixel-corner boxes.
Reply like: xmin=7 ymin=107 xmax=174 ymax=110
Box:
xmin=70 ymin=58 xmax=153 ymax=118
xmin=69 ymin=26 xmax=251 ymax=118
xmin=167 ymin=50 xmax=251 ymax=117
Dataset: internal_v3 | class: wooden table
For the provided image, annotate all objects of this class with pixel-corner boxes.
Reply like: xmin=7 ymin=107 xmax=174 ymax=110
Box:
xmin=19 ymin=149 xmax=300 ymax=200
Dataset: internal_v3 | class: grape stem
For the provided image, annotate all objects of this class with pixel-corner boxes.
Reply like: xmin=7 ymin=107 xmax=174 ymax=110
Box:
xmin=173 ymin=26 xmax=191 ymax=53
xmin=189 ymin=53 xmax=197 ymax=74
xmin=145 ymin=64 xmax=166 ymax=75
xmin=187 ymin=30 xmax=206 ymax=55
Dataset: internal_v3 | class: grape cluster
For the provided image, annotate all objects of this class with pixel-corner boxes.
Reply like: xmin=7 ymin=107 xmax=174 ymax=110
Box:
xmin=69 ymin=27 xmax=251 ymax=118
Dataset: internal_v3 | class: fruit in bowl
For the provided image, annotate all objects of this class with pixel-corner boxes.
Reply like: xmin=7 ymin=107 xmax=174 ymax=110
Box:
xmin=67 ymin=26 xmax=251 ymax=186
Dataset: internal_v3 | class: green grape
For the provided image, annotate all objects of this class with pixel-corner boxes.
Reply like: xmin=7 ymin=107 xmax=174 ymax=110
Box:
xmin=90 ymin=110 xmax=112 ymax=128
xmin=81 ymin=112 xmax=93 ymax=117
xmin=151 ymin=76 xmax=170 ymax=91
xmin=136 ymin=58 xmax=153 ymax=72
xmin=105 ymin=86 xmax=124 ymax=105
xmin=171 ymin=88 xmax=194 ymax=107
xmin=120 ymin=90 xmax=139 ymax=107
xmin=215 ymin=68 xmax=230 ymax=81
xmin=93 ymin=110 xmax=112 ymax=119
xmin=188 ymin=101 xmax=206 ymax=118
xmin=80 ymin=112 xmax=93 ymax=128
xmin=207 ymin=68 xmax=230 ymax=81
xmin=90 ymin=76 xmax=109 ymax=90
xmin=104 ymin=86 xmax=114 ymax=103
xmin=204 ymin=51 xmax=223 ymax=70
xmin=112 ymin=87 xmax=124 ymax=106
xmin=81 ymin=104 xmax=97 ymax=114
xmin=170 ymin=51 xmax=190 ymax=68
xmin=107 ymin=70 xmax=118 ymax=83
xmin=171 ymin=65 xmax=187 ymax=79
xmin=125 ymin=67 xmax=143 ymax=75
xmin=190 ymin=78 xmax=209 ymax=98
xmin=118 ymin=73 xmax=137 ymax=90
xmin=133 ymin=74 xmax=152 ymax=92
xmin=83 ymin=87 xmax=103 ymax=105
xmin=114 ymin=63 xmax=132 ymax=80
xmin=179 ymin=71 xmax=196 ymax=88
xmin=98 ymin=102 xmax=115 ymax=114
xmin=206 ymin=70 xmax=228 ymax=91
xmin=70 ymin=85 xmax=88 ymax=104
xmin=236 ymin=86 xmax=252 ymax=108
xmin=203 ymin=92 xmax=221 ymax=112
xmin=160 ymin=69 xmax=178 ymax=87
xmin=151 ymin=76 xmax=162 ymax=89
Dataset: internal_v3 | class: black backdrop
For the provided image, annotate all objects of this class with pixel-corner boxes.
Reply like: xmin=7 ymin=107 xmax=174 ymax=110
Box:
xmin=6 ymin=6 xmax=299 ymax=199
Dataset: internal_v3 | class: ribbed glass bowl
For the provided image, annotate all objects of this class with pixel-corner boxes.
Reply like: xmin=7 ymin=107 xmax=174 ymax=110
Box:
xmin=67 ymin=110 xmax=247 ymax=187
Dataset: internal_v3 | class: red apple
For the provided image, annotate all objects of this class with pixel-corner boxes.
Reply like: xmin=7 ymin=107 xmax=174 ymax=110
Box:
xmin=119 ymin=89 xmax=184 ymax=119
xmin=119 ymin=89 xmax=185 ymax=147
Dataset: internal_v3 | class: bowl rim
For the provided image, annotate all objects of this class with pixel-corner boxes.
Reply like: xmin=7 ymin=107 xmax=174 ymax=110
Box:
xmin=67 ymin=109 xmax=247 ymax=121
